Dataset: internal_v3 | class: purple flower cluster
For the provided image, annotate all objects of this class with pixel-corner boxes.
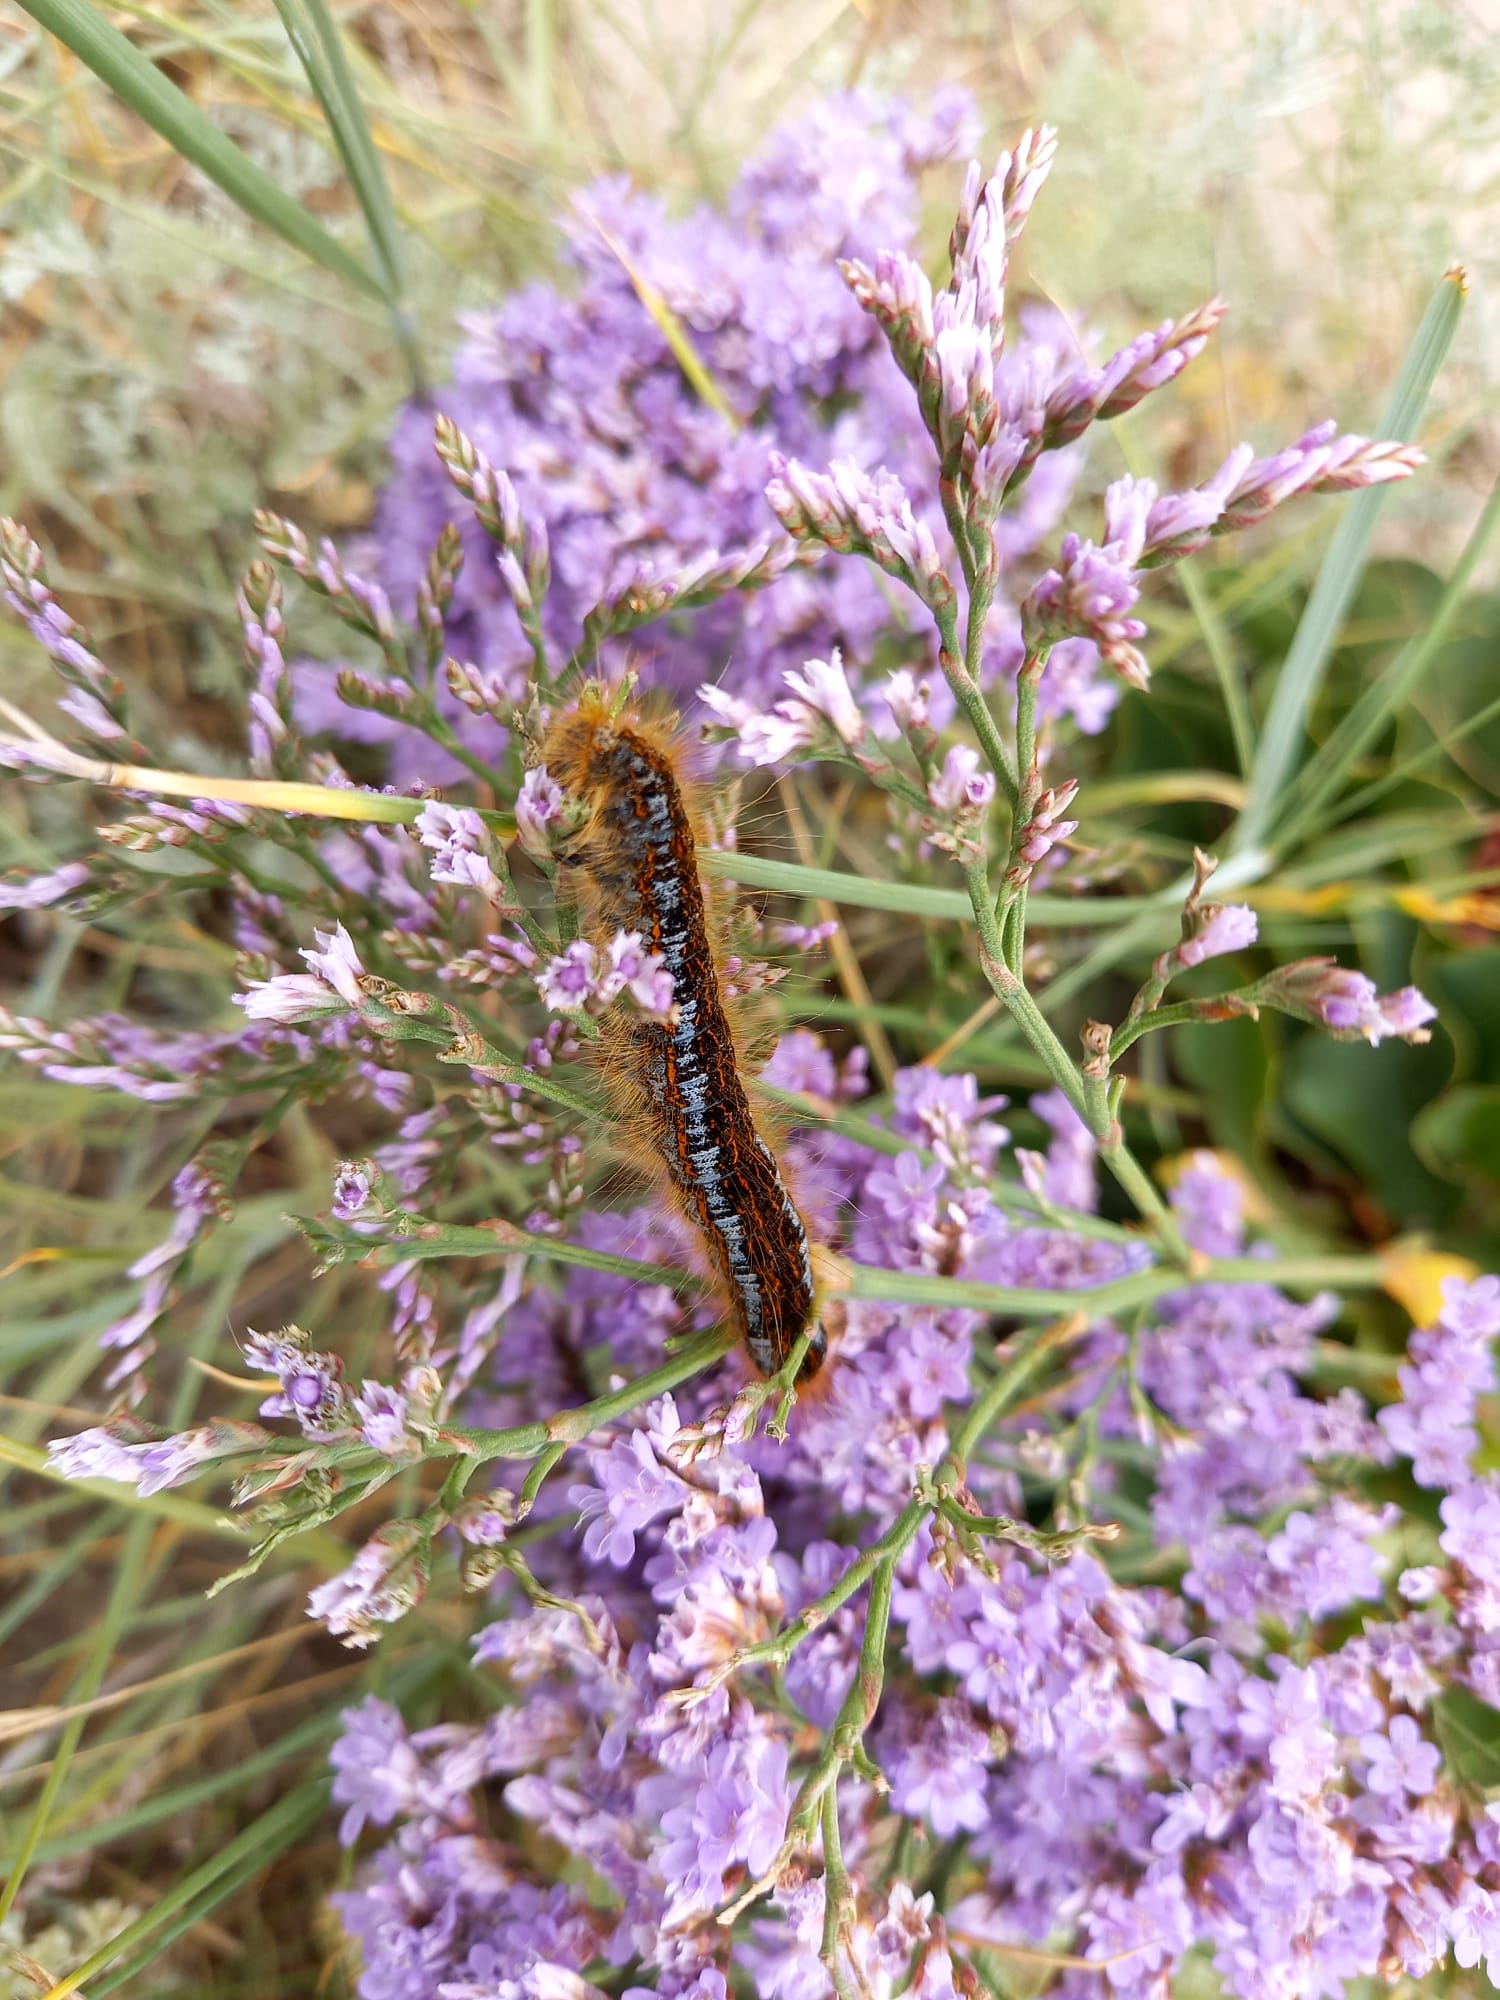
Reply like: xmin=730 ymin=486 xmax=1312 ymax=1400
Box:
xmin=325 ymin=90 xmax=1109 ymax=783
xmin=318 ymin=1104 xmax=1500 ymax=1999
xmin=535 ymin=932 xmax=676 ymax=1023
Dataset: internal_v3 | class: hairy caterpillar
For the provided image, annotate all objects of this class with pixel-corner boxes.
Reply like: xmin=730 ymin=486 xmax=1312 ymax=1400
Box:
xmin=541 ymin=690 xmax=824 ymax=1380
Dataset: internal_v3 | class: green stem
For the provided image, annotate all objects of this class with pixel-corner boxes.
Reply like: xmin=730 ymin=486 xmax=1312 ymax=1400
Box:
xmin=446 ymin=1326 xmax=734 ymax=1463
xmin=966 ymin=875 xmax=1191 ymax=1265
xmin=517 ymin=1441 xmax=566 ymax=1517
xmin=367 ymin=1204 xmax=1385 ymax=1322
xmin=1109 ymin=998 xmax=1220 ymax=1061
xmin=950 ymin=1318 xmax=1074 ymax=1463
xmin=755 ymin=1084 xmax=1140 ymax=1244
xmin=997 ymin=657 xmax=1043 ymax=974
xmin=935 ymin=602 xmax=1019 ymax=806
xmin=819 ymin=1789 xmax=860 ymax=2000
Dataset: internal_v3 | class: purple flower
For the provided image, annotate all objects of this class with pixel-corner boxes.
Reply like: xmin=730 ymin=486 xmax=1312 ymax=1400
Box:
xmin=598 ymin=931 xmax=676 ymax=1019
xmin=302 ymin=923 xmax=367 ymax=1005
xmin=698 ymin=681 xmax=819 ymax=767
xmin=690 ymin=1734 xmax=790 ymax=1880
xmin=0 ymin=860 xmax=90 ymax=911
xmin=307 ymin=1523 xmax=429 ymax=1648
xmin=892 ymin=1536 xmax=980 ymax=1673
xmin=888 ymin=1700 xmax=992 ymax=1836
xmin=1440 ymin=1480 xmax=1500 ymax=1590
xmin=767 ymin=456 xmax=954 ymax=612
xmin=536 ymin=941 xmax=598 ymax=1012
xmin=1044 ymin=299 xmax=1226 ymax=448
xmin=48 ymin=1424 xmax=157 ymax=1486
xmin=237 ymin=923 xmax=368 ymax=1023
xmin=569 ymin=1429 xmax=690 ymax=1567
xmin=890 ymin=1066 xmax=1009 ymax=1175
xmin=1360 ymin=1714 xmax=1442 ymax=1799
xmin=515 ymin=766 xmax=564 ymax=859
xmin=48 ymin=1421 xmax=255 ymax=1498
xmin=1021 ymin=533 xmax=1150 ymax=690
xmin=415 ymin=802 xmax=504 ymax=898
xmin=1176 ymin=902 xmax=1258 ymax=968
xmin=703 ymin=649 xmax=875 ymax=766
xmin=1026 ymin=1087 xmax=1097 ymax=1213
xmin=329 ymin=1695 xmax=427 ymax=1843
xmin=243 ymin=1324 xmax=350 ymax=1435
xmin=781 ymin=649 xmax=868 ymax=748
xmin=926 ymin=744 xmax=995 ymax=815
xmin=332 ymin=1160 xmax=378 ymax=1223
xmin=57 ymin=684 xmax=125 ymax=741
xmin=1264 ymin=1504 xmax=1389 ymax=1620
xmin=1008 ymin=778 xmax=1078 ymax=883
xmin=353 ymin=1381 xmax=416 ymax=1457
xmin=1257 ymin=959 xmax=1437 ymax=1045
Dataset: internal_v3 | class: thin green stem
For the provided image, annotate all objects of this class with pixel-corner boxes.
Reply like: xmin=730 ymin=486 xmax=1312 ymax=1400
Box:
xmin=950 ymin=1318 xmax=1076 ymax=1464
xmin=517 ymin=1441 xmax=566 ymax=1517
xmin=934 ymin=601 xmax=1019 ymax=805
xmin=966 ymin=874 xmax=1191 ymax=1264
xmin=364 ymin=1205 xmax=1385 ymax=1325
xmin=819 ymin=1789 xmax=861 ymax=2000
xmin=447 ymin=1326 xmax=734 ymax=1464
xmin=997 ymin=657 xmax=1042 ymax=974
xmin=753 ymin=1084 xmax=1141 ymax=1245
xmin=1109 ymin=998 xmax=1220 ymax=1061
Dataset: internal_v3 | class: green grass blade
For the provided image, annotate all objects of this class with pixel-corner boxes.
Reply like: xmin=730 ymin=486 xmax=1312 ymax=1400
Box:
xmin=1333 ymin=682 xmax=1500 ymax=827
xmin=699 ymin=848 xmax=973 ymax=919
xmin=0 ymin=1515 xmax=155 ymax=1927
xmin=52 ymin=1779 xmax=331 ymax=1998
xmin=1234 ymin=267 xmax=1466 ymax=860
xmin=0 ymin=1515 xmax=97 ymax=1653
xmin=1176 ymin=556 xmax=1255 ymax=775
xmin=269 ymin=0 xmax=423 ymax=385
xmin=18 ymin=0 xmax=388 ymax=303
xmin=1278 ymin=476 xmax=1500 ymax=847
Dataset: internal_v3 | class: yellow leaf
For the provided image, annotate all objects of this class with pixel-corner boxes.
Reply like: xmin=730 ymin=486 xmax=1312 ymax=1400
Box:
xmin=1379 ymin=1241 xmax=1481 ymax=1326
xmin=589 ymin=216 xmax=741 ymax=430
xmin=1394 ymin=886 xmax=1500 ymax=930
xmin=1246 ymin=882 xmax=1352 ymax=914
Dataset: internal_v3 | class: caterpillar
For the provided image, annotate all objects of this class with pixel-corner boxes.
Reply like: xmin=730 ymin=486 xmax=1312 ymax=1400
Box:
xmin=540 ymin=689 xmax=824 ymax=1381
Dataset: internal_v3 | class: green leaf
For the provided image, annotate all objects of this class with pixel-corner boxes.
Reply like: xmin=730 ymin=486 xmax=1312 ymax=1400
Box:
xmin=18 ymin=0 xmax=387 ymax=302
xmin=271 ymin=0 xmax=403 ymax=293
xmin=1411 ymin=1084 xmax=1500 ymax=1190
xmin=268 ymin=0 xmax=423 ymax=387
xmin=698 ymin=847 xmax=973 ymax=920
xmin=699 ymin=848 xmax=1174 ymax=928
xmin=1282 ymin=1028 xmax=1457 ymax=1229
xmin=1432 ymin=946 xmax=1500 ymax=1086
xmin=1174 ymin=1015 xmax=1270 ymax=1165
xmin=1235 ymin=268 xmax=1466 ymax=859
xmin=1433 ymin=1686 xmax=1500 ymax=1788
xmin=1279 ymin=479 xmax=1500 ymax=845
